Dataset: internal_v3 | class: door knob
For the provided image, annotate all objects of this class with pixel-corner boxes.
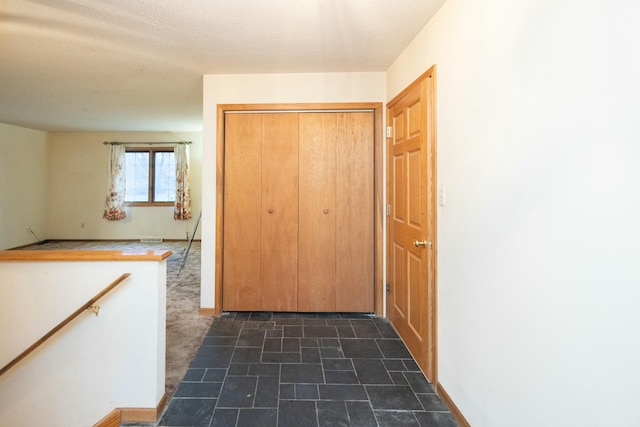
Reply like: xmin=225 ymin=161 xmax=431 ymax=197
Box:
xmin=413 ymin=240 xmax=432 ymax=249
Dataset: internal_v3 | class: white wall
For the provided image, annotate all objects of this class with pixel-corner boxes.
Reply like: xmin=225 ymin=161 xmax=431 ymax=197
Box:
xmin=387 ymin=0 xmax=640 ymax=426
xmin=0 ymin=124 xmax=48 ymax=249
xmin=0 ymin=257 xmax=166 ymax=426
xmin=201 ymin=72 xmax=386 ymax=308
xmin=47 ymin=132 xmax=203 ymax=241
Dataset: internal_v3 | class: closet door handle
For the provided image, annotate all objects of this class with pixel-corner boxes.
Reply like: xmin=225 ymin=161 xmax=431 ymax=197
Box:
xmin=268 ymin=208 xmax=274 ymax=214
xmin=323 ymin=209 xmax=329 ymax=214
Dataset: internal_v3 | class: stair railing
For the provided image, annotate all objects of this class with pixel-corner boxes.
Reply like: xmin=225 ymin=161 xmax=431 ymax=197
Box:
xmin=0 ymin=273 xmax=131 ymax=377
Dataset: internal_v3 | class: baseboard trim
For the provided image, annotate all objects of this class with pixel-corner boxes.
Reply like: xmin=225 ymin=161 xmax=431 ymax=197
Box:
xmin=6 ymin=241 xmax=47 ymax=250
xmin=95 ymin=393 xmax=168 ymax=426
xmin=437 ymin=382 xmax=471 ymax=427
xmin=121 ymin=393 xmax=168 ymax=423
xmin=93 ymin=408 xmax=121 ymax=427
xmin=40 ymin=238 xmax=200 ymax=242
xmin=120 ymin=407 xmax=157 ymax=423
xmin=199 ymin=308 xmax=218 ymax=315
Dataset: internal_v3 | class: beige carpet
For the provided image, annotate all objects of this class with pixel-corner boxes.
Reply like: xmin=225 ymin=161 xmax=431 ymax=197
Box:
xmin=21 ymin=239 xmax=213 ymax=399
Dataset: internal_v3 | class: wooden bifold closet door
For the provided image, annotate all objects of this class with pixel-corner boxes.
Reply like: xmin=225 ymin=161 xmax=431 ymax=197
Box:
xmin=223 ymin=111 xmax=373 ymax=312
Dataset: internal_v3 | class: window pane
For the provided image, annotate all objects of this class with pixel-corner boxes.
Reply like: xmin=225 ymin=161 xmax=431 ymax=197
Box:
xmin=154 ymin=151 xmax=176 ymax=202
xmin=125 ymin=152 xmax=149 ymax=202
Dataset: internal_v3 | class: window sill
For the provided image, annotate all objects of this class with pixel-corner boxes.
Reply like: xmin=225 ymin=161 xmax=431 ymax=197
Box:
xmin=125 ymin=202 xmax=174 ymax=207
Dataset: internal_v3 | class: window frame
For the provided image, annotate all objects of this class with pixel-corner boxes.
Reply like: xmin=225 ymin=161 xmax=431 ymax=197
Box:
xmin=124 ymin=147 xmax=175 ymax=207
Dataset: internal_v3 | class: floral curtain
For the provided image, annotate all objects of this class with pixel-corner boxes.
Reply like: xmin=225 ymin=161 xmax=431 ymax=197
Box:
xmin=102 ymin=144 xmax=126 ymax=220
xmin=174 ymin=144 xmax=192 ymax=220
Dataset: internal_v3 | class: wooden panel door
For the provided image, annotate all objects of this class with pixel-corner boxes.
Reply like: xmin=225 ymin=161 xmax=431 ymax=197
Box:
xmin=223 ymin=113 xmax=262 ymax=310
xmin=298 ymin=113 xmax=337 ymax=312
xmin=336 ymin=112 xmax=374 ymax=312
xmin=223 ymin=110 xmax=375 ymax=313
xmin=260 ymin=113 xmax=299 ymax=311
xmin=387 ymin=69 xmax=437 ymax=381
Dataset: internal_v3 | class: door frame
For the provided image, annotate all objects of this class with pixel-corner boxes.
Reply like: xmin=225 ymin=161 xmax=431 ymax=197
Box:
xmin=386 ymin=66 xmax=438 ymax=384
xmin=215 ymin=102 xmax=384 ymax=316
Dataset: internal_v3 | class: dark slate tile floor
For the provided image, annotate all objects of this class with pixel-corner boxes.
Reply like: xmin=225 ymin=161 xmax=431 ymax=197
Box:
xmin=158 ymin=312 xmax=457 ymax=427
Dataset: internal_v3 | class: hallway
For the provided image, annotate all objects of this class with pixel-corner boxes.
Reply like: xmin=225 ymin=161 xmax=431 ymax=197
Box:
xmin=157 ymin=312 xmax=457 ymax=427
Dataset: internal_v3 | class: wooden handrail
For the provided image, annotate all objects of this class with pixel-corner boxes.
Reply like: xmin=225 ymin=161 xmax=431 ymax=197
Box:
xmin=0 ymin=273 xmax=132 ymax=377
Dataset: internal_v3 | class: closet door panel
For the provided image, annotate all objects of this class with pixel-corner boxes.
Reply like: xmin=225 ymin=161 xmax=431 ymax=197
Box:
xmin=223 ymin=113 xmax=262 ymax=310
xmin=261 ymin=113 xmax=299 ymax=311
xmin=298 ymin=113 xmax=337 ymax=312
xmin=336 ymin=112 xmax=375 ymax=312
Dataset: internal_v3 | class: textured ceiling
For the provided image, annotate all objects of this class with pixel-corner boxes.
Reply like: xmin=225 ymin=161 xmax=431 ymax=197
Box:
xmin=0 ymin=0 xmax=445 ymax=132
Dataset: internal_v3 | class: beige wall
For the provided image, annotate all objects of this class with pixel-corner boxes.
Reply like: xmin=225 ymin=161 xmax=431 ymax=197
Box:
xmin=0 ymin=124 xmax=48 ymax=249
xmin=387 ymin=0 xmax=640 ymax=425
xmin=47 ymin=132 xmax=202 ymax=240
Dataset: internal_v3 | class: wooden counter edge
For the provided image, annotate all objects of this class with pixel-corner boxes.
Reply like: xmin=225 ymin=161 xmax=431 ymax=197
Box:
xmin=0 ymin=249 xmax=172 ymax=262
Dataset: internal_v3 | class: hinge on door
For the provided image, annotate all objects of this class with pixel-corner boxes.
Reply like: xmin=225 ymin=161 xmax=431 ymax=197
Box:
xmin=386 ymin=126 xmax=392 ymax=138
xmin=386 ymin=204 xmax=391 ymax=217
xmin=386 ymin=283 xmax=391 ymax=295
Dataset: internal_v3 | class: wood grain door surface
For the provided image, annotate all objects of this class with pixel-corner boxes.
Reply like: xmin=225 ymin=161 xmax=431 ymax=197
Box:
xmin=298 ymin=113 xmax=337 ymax=312
xmin=335 ymin=112 xmax=374 ymax=312
xmin=260 ymin=113 xmax=299 ymax=311
xmin=223 ymin=111 xmax=374 ymax=313
xmin=387 ymin=71 xmax=437 ymax=381
xmin=222 ymin=113 xmax=262 ymax=310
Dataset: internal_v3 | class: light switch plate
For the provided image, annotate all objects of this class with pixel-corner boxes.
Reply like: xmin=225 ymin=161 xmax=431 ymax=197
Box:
xmin=438 ymin=186 xmax=446 ymax=206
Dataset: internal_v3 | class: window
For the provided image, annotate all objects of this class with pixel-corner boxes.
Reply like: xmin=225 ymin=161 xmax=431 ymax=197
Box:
xmin=125 ymin=148 xmax=176 ymax=205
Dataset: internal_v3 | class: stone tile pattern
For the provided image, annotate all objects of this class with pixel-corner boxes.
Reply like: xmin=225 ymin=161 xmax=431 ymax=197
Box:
xmin=158 ymin=312 xmax=458 ymax=427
